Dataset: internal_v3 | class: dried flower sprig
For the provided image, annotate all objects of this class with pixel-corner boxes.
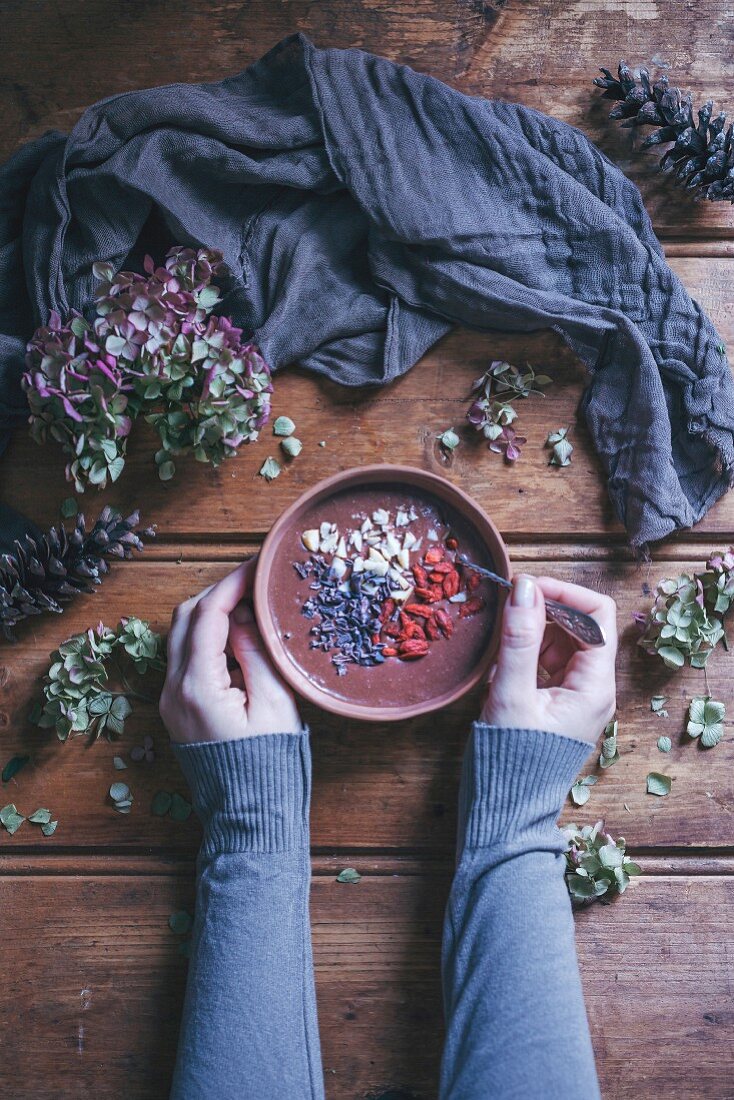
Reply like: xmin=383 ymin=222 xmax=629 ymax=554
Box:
xmin=636 ymin=547 xmax=734 ymax=668
xmin=0 ymin=506 xmax=154 ymax=642
xmin=23 ymin=247 xmax=272 ymax=490
xmin=32 ymin=617 xmax=165 ymax=741
xmin=466 ymin=361 xmax=550 ymax=463
xmin=563 ymin=821 xmax=641 ymax=903
xmin=594 ymin=61 xmax=734 ymax=202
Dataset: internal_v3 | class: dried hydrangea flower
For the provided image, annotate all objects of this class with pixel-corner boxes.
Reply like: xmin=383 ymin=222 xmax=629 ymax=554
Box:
xmin=546 ymin=427 xmax=573 ymax=466
xmin=23 ymin=247 xmax=272 ymax=490
xmin=488 ymin=425 xmax=527 ymax=463
xmin=687 ymin=696 xmax=726 ymax=748
xmin=466 ymin=360 xmax=549 ymax=462
xmin=636 ymin=547 xmax=734 ymax=669
xmin=563 ymin=821 xmax=641 ymax=903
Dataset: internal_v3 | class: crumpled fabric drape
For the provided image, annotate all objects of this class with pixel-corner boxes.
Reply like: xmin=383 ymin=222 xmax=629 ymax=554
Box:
xmin=1 ymin=33 xmax=732 ymax=546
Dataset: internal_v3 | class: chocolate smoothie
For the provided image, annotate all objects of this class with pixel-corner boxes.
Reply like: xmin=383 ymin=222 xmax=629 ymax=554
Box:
xmin=268 ymin=485 xmax=498 ymax=708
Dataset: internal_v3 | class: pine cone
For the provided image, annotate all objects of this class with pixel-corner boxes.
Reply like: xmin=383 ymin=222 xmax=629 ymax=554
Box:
xmin=594 ymin=61 xmax=734 ymax=201
xmin=0 ymin=506 xmax=155 ymax=641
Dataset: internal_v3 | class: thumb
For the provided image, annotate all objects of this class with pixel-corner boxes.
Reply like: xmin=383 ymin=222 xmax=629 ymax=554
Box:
xmin=490 ymin=574 xmax=546 ymax=702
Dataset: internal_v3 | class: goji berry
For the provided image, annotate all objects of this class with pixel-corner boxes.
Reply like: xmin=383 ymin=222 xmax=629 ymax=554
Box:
xmin=467 ymin=573 xmax=482 ymax=592
xmin=443 ymin=570 xmax=460 ymax=598
xmin=434 ymin=607 xmax=454 ymax=637
xmin=429 ymin=584 xmax=444 ymax=601
xmin=380 ymin=598 xmax=396 ymax=623
xmin=415 ymin=586 xmax=441 ymax=603
xmin=399 ymin=638 xmax=429 ymax=659
xmin=382 ymin=646 xmax=398 ymax=658
xmin=446 ymin=537 xmax=459 ymax=550
xmin=459 ymin=596 xmax=485 ymax=618
xmin=383 ymin=622 xmax=401 ymax=638
xmin=404 ymin=603 xmax=434 ymax=619
xmin=425 ymin=617 xmax=440 ymax=640
xmin=424 ymin=547 xmax=444 ymax=564
xmin=429 ymin=562 xmax=453 ymax=575
xmin=412 ymin=564 xmax=429 ymax=588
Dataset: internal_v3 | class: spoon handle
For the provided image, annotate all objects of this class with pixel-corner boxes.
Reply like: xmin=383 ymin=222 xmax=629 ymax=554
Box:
xmin=457 ymin=555 xmax=606 ymax=647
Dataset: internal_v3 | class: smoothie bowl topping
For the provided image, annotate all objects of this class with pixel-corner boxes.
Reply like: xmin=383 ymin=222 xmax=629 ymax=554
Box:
xmin=293 ymin=507 xmax=485 ymax=676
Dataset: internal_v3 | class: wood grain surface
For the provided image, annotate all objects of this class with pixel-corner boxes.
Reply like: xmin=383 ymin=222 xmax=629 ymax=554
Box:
xmin=1 ymin=0 xmax=733 ymax=1096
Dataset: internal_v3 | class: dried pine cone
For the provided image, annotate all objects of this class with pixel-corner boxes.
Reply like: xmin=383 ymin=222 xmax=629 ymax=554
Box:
xmin=0 ymin=506 xmax=155 ymax=641
xmin=594 ymin=61 xmax=734 ymax=201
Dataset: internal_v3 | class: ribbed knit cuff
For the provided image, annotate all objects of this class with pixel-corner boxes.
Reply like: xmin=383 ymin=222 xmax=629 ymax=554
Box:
xmin=172 ymin=731 xmax=311 ymax=857
xmin=459 ymin=724 xmax=594 ymax=855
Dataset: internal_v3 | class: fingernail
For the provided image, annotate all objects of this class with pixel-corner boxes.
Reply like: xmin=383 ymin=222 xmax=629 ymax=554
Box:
xmin=512 ymin=574 xmax=535 ymax=607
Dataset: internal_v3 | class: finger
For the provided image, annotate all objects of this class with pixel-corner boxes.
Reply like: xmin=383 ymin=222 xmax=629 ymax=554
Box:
xmin=489 ymin=575 xmax=547 ymax=703
xmin=186 ymin=558 xmax=257 ymax=681
xmin=228 ymin=613 xmax=298 ymax=725
xmin=539 ymin=629 xmax=577 ymax=678
xmin=166 ymin=582 xmax=216 ymax=678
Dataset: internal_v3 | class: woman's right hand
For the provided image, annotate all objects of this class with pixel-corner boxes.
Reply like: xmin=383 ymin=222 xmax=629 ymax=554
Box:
xmin=479 ymin=574 xmax=618 ymax=745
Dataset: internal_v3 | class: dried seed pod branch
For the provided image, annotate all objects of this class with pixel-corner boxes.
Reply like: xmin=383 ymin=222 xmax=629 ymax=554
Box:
xmin=594 ymin=61 xmax=734 ymax=201
xmin=0 ymin=506 xmax=154 ymax=641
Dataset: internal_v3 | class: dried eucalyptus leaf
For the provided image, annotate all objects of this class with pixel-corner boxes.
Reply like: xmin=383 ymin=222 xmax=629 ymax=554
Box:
xmin=273 ymin=416 xmax=296 ymax=437
xmin=259 ymin=457 xmax=281 ymax=481
xmin=2 ymin=755 xmax=30 ymax=783
xmin=168 ymin=910 xmax=193 ymax=935
xmin=646 ymin=772 xmax=672 ymax=797
xmin=336 ymin=867 xmax=362 ymax=884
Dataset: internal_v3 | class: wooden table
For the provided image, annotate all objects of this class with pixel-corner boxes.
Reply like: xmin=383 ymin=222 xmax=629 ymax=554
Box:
xmin=1 ymin=2 xmax=733 ymax=1096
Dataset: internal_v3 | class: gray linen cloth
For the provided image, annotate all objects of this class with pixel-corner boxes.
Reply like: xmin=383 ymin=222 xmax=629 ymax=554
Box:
xmin=1 ymin=33 xmax=732 ymax=546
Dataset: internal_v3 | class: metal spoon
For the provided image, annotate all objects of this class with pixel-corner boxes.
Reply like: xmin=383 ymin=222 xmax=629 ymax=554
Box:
xmin=457 ymin=554 xmax=606 ymax=647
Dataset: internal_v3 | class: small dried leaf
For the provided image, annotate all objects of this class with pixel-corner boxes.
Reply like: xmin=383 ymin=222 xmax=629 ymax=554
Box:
xmin=109 ymin=782 xmax=130 ymax=803
xmin=657 ymin=736 xmax=672 ymax=753
xmin=60 ymin=497 xmax=78 ymax=519
xmin=280 ymin=436 xmax=302 ymax=458
xmin=169 ymin=792 xmax=192 ymax=822
xmin=41 ymin=820 xmax=58 ymax=836
xmin=113 ymin=756 xmax=128 ymax=770
xmin=151 ymin=790 xmax=173 ymax=817
xmin=437 ymin=428 xmax=460 ymax=452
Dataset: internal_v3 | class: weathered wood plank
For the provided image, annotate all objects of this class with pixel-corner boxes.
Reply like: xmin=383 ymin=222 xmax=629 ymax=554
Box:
xmin=0 ymin=869 xmax=730 ymax=1099
xmin=2 ymin=1 xmax=734 ymax=239
xmin=1 ymin=558 xmax=733 ymax=853
xmin=3 ymin=258 xmax=734 ymax=544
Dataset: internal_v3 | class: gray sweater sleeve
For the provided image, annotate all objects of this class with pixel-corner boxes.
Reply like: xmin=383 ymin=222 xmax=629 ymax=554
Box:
xmin=169 ymin=724 xmax=598 ymax=1100
xmin=440 ymin=723 xmax=600 ymax=1100
xmin=169 ymin=732 xmax=324 ymax=1100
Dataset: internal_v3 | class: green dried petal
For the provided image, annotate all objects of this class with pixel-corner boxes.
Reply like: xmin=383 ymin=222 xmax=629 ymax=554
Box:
xmin=657 ymin=735 xmax=672 ymax=753
xmin=169 ymin=793 xmax=192 ymax=822
xmin=336 ymin=867 xmax=362 ymax=884
xmin=109 ymin=782 xmax=131 ymax=803
xmin=168 ymin=910 xmax=193 ymax=935
xmin=41 ymin=820 xmax=58 ymax=837
xmin=437 ymin=428 xmax=460 ymax=452
xmin=28 ymin=808 xmax=52 ymax=825
xmin=2 ymin=755 xmax=30 ymax=783
xmin=259 ymin=457 xmax=281 ymax=481
xmin=646 ymin=772 xmax=672 ymax=797
xmin=0 ymin=803 xmax=25 ymax=834
xmin=113 ymin=756 xmax=128 ymax=770
xmin=60 ymin=497 xmax=78 ymax=519
xmin=273 ymin=416 xmax=296 ymax=437
xmin=151 ymin=790 xmax=173 ymax=817
xmin=280 ymin=436 xmax=302 ymax=458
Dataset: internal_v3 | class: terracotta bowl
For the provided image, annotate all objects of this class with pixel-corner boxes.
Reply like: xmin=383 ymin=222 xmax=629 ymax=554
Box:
xmin=254 ymin=464 xmax=511 ymax=721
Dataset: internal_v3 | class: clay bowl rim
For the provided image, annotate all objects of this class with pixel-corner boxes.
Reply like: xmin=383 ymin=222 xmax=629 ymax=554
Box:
xmin=254 ymin=463 xmax=511 ymax=722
